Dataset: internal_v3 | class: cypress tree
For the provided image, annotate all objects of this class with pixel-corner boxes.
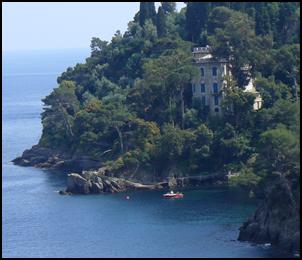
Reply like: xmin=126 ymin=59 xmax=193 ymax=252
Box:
xmin=230 ymin=2 xmax=245 ymax=11
xmin=161 ymin=2 xmax=176 ymax=14
xmin=139 ymin=2 xmax=156 ymax=27
xmin=255 ymin=3 xmax=271 ymax=36
xmin=211 ymin=2 xmax=230 ymax=8
xmin=156 ymin=6 xmax=166 ymax=37
xmin=277 ymin=2 xmax=298 ymax=45
xmin=185 ymin=2 xmax=211 ymax=43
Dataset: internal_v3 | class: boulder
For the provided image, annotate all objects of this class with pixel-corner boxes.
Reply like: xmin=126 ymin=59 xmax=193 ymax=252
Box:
xmin=90 ymin=182 xmax=104 ymax=193
xmin=66 ymin=173 xmax=91 ymax=194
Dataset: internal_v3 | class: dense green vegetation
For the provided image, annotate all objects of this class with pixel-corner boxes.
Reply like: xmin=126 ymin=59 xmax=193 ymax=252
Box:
xmin=39 ymin=2 xmax=300 ymax=187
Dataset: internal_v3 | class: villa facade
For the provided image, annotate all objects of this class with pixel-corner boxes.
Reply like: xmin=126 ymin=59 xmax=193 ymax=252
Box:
xmin=192 ymin=46 xmax=262 ymax=116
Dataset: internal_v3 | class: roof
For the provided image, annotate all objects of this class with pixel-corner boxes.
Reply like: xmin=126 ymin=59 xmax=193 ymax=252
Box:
xmin=193 ymin=45 xmax=228 ymax=63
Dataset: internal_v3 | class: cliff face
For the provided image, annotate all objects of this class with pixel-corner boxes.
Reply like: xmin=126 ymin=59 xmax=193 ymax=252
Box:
xmin=238 ymin=174 xmax=300 ymax=253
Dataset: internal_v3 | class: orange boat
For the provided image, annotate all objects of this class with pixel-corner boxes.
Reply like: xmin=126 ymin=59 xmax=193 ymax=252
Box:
xmin=163 ymin=191 xmax=184 ymax=198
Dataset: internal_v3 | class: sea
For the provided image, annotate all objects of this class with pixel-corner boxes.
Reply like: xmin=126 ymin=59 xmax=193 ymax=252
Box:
xmin=2 ymin=49 xmax=293 ymax=258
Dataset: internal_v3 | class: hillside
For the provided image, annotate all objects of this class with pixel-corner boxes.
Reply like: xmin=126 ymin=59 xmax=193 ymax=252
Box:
xmin=13 ymin=2 xmax=300 ymax=253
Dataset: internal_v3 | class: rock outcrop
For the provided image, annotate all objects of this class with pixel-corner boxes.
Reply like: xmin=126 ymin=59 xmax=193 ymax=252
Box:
xmin=63 ymin=170 xmax=226 ymax=194
xmin=238 ymin=174 xmax=300 ymax=253
xmin=12 ymin=145 xmax=102 ymax=171
xmin=64 ymin=170 xmax=167 ymax=194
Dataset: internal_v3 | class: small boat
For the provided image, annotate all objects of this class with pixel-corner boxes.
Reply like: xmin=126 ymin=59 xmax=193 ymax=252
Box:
xmin=163 ymin=191 xmax=184 ymax=198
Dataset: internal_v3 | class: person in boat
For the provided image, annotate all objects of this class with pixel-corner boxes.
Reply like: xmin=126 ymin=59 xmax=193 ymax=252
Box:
xmin=170 ymin=190 xmax=174 ymax=194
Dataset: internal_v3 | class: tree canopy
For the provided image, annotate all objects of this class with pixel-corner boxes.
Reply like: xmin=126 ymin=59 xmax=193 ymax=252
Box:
xmin=39 ymin=2 xmax=300 ymax=186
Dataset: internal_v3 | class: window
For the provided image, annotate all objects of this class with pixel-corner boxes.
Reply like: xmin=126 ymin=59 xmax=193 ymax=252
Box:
xmin=214 ymin=108 xmax=219 ymax=113
xmin=200 ymin=83 xmax=205 ymax=93
xmin=213 ymin=83 xmax=218 ymax=93
xmin=201 ymin=96 xmax=206 ymax=105
xmin=200 ymin=67 xmax=204 ymax=77
xmin=214 ymin=96 xmax=219 ymax=105
xmin=212 ymin=67 xmax=217 ymax=76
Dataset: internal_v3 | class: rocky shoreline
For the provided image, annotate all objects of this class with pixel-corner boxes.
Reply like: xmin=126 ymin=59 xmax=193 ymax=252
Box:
xmin=12 ymin=145 xmax=299 ymax=255
xmin=61 ymin=168 xmax=227 ymax=195
xmin=12 ymin=145 xmax=228 ymax=195
xmin=238 ymin=174 xmax=300 ymax=254
xmin=12 ymin=145 xmax=103 ymax=172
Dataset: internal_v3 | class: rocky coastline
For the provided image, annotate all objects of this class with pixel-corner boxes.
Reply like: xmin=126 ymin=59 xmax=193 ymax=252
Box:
xmin=12 ymin=145 xmax=103 ymax=172
xmin=12 ymin=145 xmax=228 ymax=194
xmin=238 ymin=174 xmax=300 ymax=254
xmin=61 ymin=168 xmax=227 ymax=195
xmin=13 ymin=145 xmax=299 ymax=255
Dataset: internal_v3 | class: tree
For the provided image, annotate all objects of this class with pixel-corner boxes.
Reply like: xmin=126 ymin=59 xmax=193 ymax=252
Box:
xmin=230 ymin=2 xmax=246 ymax=11
xmin=30 ymin=0 xmax=300 ymax=187
xmin=142 ymin=39 xmax=199 ymax=128
xmin=210 ymin=123 xmax=253 ymax=170
xmin=207 ymin=6 xmax=233 ymax=35
xmin=255 ymin=3 xmax=271 ymax=36
xmin=143 ymin=19 xmax=158 ymax=41
xmin=185 ymin=2 xmax=211 ymax=43
xmin=161 ymin=2 xmax=176 ymax=14
xmin=256 ymin=99 xmax=300 ymax=133
xmin=40 ymin=81 xmax=80 ymax=148
xmin=273 ymin=44 xmax=300 ymax=87
xmin=221 ymin=78 xmax=255 ymax=130
xmin=103 ymin=95 xmax=134 ymax=155
xmin=255 ymin=77 xmax=292 ymax=108
xmin=208 ymin=7 xmax=258 ymax=87
xmin=191 ymin=124 xmax=213 ymax=169
xmin=156 ymin=123 xmax=194 ymax=162
xmin=276 ymin=3 xmax=300 ymax=45
xmin=90 ymin=37 xmax=108 ymax=57
xmin=139 ymin=2 xmax=156 ymax=26
xmin=156 ymin=6 xmax=166 ymax=37
xmin=257 ymin=125 xmax=299 ymax=175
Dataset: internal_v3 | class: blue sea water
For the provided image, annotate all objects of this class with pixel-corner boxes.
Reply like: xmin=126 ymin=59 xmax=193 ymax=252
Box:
xmin=2 ymin=49 xmax=292 ymax=258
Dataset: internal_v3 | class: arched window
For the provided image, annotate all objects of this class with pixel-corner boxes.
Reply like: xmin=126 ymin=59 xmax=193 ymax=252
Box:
xmin=214 ymin=96 xmax=219 ymax=105
xmin=212 ymin=67 xmax=217 ymax=76
xmin=200 ymin=67 xmax=204 ymax=77
xmin=200 ymin=83 xmax=206 ymax=93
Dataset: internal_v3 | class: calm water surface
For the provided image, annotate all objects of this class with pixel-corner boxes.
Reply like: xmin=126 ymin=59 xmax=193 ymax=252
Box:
xmin=2 ymin=49 xmax=292 ymax=258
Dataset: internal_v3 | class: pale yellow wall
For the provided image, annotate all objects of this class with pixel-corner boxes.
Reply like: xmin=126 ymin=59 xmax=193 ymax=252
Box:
xmin=192 ymin=61 xmax=229 ymax=115
xmin=192 ymin=50 xmax=263 ymax=115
